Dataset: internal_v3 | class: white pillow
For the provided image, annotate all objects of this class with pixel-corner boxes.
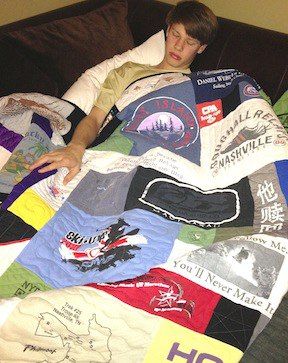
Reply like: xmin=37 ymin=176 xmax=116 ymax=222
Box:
xmin=62 ymin=30 xmax=165 ymax=114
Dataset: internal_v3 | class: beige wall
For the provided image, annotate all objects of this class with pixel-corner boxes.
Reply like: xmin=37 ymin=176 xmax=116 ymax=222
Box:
xmin=161 ymin=0 xmax=288 ymax=34
xmin=0 ymin=0 xmax=84 ymax=26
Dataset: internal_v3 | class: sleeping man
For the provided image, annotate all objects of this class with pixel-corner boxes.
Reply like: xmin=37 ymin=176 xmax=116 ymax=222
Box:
xmin=30 ymin=0 xmax=218 ymax=184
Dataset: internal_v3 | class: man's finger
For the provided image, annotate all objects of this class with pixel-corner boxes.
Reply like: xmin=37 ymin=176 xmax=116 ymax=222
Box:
xmin=29 ymin=155 xmax=49 ymax=171
xmin=30 ymin=154 xmax=56 ymax=170
xmin=30 ymin=153 xmax=65 ymax=171
xmin=37 ymin=161 xmax=66 ymax=174
xmin=63 ymin=168 xmax=80 ymax=185
xmin=29 ymin=148 xmax=65 ymax=170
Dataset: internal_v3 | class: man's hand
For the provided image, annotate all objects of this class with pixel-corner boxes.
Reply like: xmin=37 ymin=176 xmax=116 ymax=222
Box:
xmin=29 ymin=106 xmax=106 ymax=185
xmin=29 ymin=143 xmax=85 ymax=185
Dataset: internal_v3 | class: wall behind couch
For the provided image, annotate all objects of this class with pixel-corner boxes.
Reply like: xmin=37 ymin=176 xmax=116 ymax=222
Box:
xmin=162 ymin=0 xmax=288 ymax=34
xmin=0 ymin=0 xmax=84 ymax=26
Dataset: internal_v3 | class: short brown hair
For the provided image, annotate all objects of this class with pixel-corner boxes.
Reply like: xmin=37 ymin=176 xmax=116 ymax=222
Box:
xmin=166 ymin=0 xmax=218 ymax=45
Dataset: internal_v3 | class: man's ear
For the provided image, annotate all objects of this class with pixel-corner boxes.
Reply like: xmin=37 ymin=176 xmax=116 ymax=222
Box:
xmin=197 ymin=44 xmax=207 ymax=54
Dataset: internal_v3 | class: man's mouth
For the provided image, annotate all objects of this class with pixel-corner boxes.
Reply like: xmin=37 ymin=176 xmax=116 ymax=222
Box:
xmin=169 ymin=52 xmax=181 ymax=61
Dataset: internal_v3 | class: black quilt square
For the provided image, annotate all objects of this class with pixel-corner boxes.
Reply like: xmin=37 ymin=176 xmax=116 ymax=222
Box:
xmin=206 ymin=296 xmax=261 ymax=351
xmin=0 ymin=209 xmax=36 ymax=244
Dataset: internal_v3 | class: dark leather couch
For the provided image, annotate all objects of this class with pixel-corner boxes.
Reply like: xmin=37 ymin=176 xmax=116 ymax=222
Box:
xmin=0 ymin=1 xmax=287 ymax=362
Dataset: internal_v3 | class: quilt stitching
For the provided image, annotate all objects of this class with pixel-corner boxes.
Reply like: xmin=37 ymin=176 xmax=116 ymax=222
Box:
xmin=0 ymin=72 xmax=287 ymax=362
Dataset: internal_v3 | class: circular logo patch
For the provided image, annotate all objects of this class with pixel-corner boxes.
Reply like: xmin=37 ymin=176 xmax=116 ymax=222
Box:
xmin=125 ymin=97 xmax=199 ymax=149
xmin=243 ymin=84 xmax=260 ymax=97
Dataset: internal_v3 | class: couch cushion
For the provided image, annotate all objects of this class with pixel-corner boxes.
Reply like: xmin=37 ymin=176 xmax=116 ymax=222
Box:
xmin=0 ymin=39 xmax=58 ymax=97
xmin=8 ymin=0 xmax=134 ymax=95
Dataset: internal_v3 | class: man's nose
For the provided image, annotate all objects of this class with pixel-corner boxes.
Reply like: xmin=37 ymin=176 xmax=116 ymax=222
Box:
xmin=175 ymin=38 xmax=184 ymax=51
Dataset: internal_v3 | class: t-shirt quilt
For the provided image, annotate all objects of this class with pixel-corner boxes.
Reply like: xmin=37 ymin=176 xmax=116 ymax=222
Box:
xmin=0 ymin=70 xmax=287 ymax=363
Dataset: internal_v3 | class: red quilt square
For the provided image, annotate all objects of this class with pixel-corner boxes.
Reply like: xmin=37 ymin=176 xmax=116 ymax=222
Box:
xmin=88 ymin=268 xmax=221 ymax=333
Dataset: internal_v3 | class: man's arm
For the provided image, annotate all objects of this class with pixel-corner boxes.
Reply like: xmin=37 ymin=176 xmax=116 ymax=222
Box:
xmin=29 ymin=106 xmax=106 ymax=185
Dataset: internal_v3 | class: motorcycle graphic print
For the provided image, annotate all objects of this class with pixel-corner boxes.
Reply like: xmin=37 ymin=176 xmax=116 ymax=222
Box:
xmin=59 ymin=218 xmax=147 ymax=272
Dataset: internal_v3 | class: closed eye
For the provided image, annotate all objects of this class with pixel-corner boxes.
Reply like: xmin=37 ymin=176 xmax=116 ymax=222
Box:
xmin=187 ymin=41 xmax=197 ymax=46
xmin=172 ymin=30 xmax=180 ymax=38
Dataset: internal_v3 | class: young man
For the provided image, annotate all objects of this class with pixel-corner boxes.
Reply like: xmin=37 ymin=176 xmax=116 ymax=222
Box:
xmin=30 ymin=0 xmax=218 ymax=184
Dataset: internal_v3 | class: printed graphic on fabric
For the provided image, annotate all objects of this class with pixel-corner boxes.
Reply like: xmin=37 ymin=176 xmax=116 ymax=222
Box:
xmin=145 ymin=319 xmax=243 ymax=363
xmin=123 ymin=96 xmax=199 ymax=147
xmin=205 ymin=297 xmax=261 ymax=351
xmin=196 ymin=99 xmax=223 ymax=128
xmin=249 ymin=162 xmax=287 ymax=237
xmin=221 ymin=123 xmax=271 ymax=154
xmin=92 ymin=268 xmax=220 ymax=333
xmin=0 ymin=285 xmax=159 ymax=362
xmin=0 ymin=113 xmax=54 ymax=208
xmin=214 ymin=226 xmax=253 ymax=244
xmin=32 ymin=312 xmax=112 ymax=362
xmin=16 ymin=204 xmax=180 ymax=286
xmin=257 ymin=179 xmax=286 ymax=233
xmin=59 ymin=218 xmax=147 ymax=273
xmin=209 ymin=106 xmax=287 ymax=175
xmin=49 ymin=184 xmax=66 ymax=202
xmin=196 ymin=83 xmax=251 ymax=129
xmin=242 ymin=83 xmax=260 ymax=98
xmin=0 ymin=209 xmax=36 ymax=243
xmin=191 ymin=69 xmax=261 ymax=103
xmin=1 ymin=94 xmax=73 ymax=134
xmin=0 ymin=261 xmax=51 ymax=299
xmin=187 ymin=238 xmax=283 ymax=298
xmin=125 ymin=167 xmax=254 ymax=229
xmin=118 ymin=81 xmax=201 ymax=163
xmin=139 ymin=178 xmax=239 ymax=226
xmin=2 ymin=150 xmax=32 ymax=182
xmin=13 ymin=278 xmax=46 ymax=298
xmin=0 ymin=123 xmax=56 ymax=193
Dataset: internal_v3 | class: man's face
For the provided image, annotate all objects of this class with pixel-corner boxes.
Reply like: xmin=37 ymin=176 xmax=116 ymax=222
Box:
xmin=162 ymin=23 xmax=207 ymax=70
